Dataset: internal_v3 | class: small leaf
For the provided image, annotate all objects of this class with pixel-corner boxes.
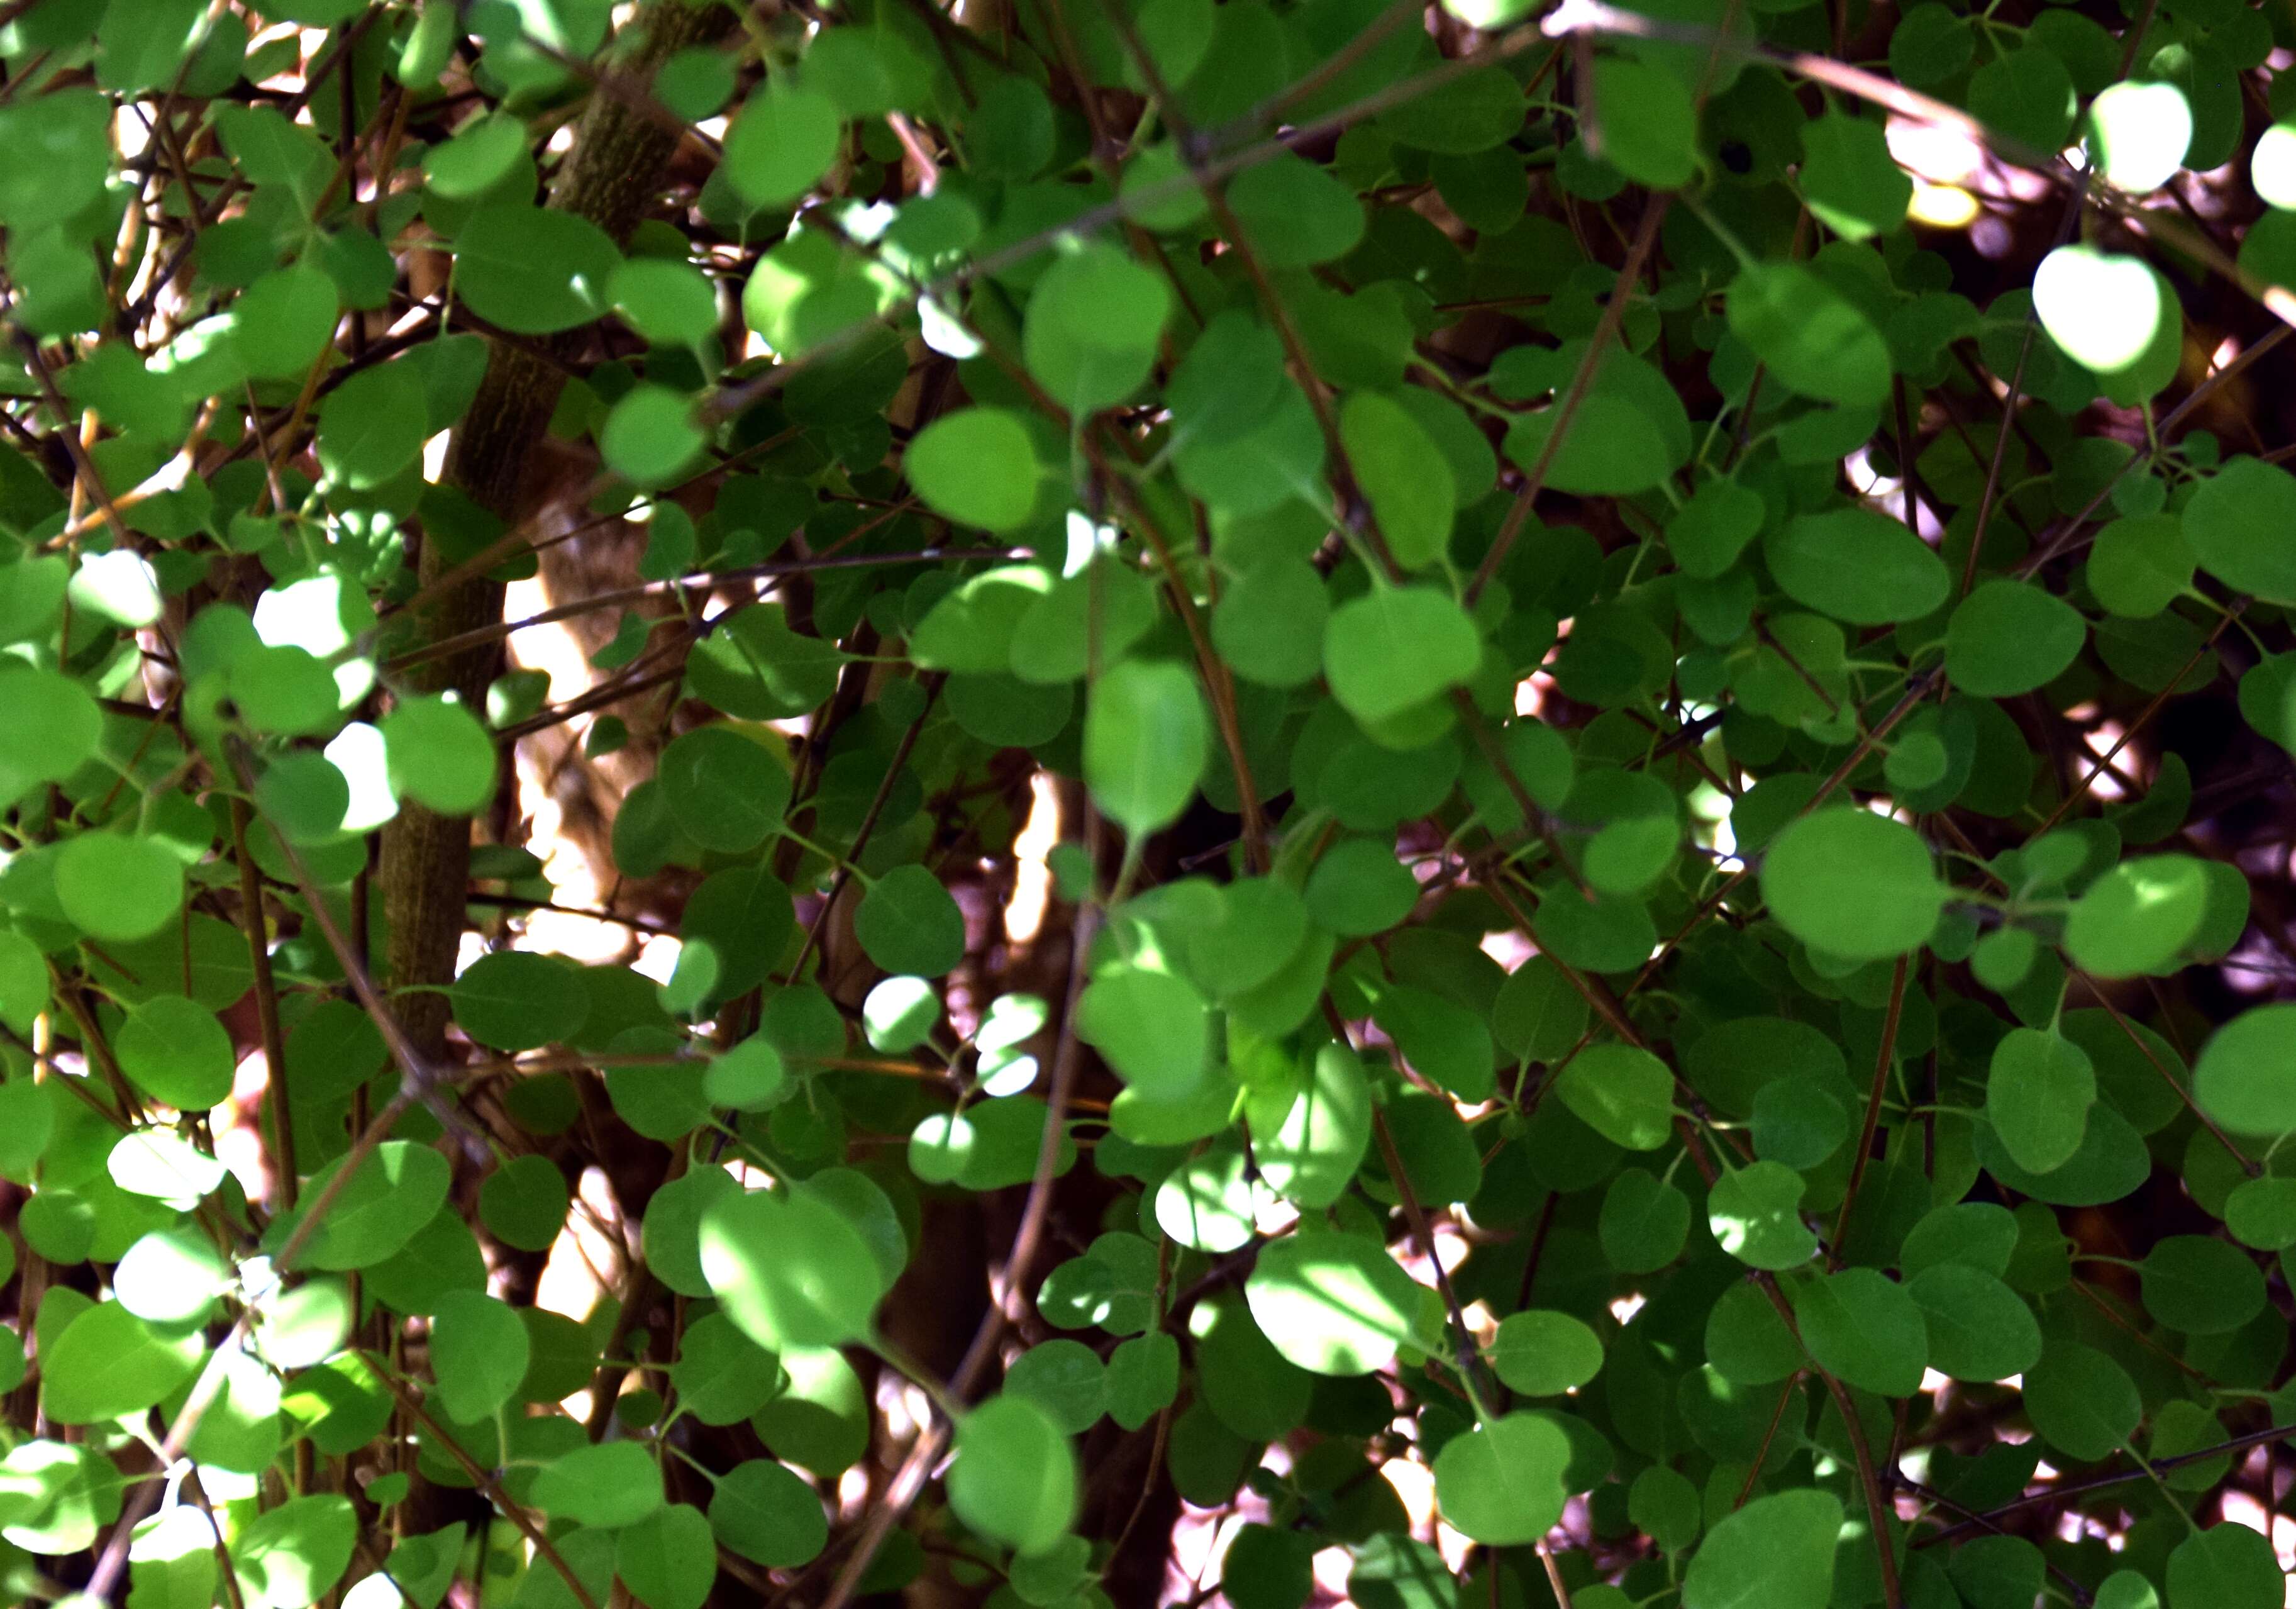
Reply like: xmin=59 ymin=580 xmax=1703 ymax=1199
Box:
xmin=1727 ymin=262 xmax=1893 ymax=406
xmin=947 ymin=1395 xmax=1079 ymax=1554
xmin=1431 ymin=1413 xmax=1570 ymax=1545
xmin=1082 ymin=659 xmax=1209 ymax=837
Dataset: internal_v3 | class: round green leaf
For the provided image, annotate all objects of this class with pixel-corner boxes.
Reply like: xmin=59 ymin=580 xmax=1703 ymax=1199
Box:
xmin=699 ymin=1184 xmax=885 ymax=1348
xmin=1323 ymin=586 xmax=1482 ymax=725
xmin=2022 ymin=1342 xmax=2140 ymax=1461
xmin=1076 ymin=964 xmax=1209 ymax=1100
xmin=1946 ymin=580 xmax=2087 ymax=697
xmin=428 ymin=1291 xmax=530 ymax=1425
xmin=1683 ymin=1489 xmax=1844 ymax=1609
xmin=380 ymin=694 xmax=497 ymax=816
xmin=1905 ymin=1264 xmax=2040 ymax=1381
xmin=947 ymin=1395 xmax=1079 ymax=1555
xmin=2187 ymin=457 xmax=2296 ymax=605
xmin=450 ymin=950 xmax=590 ymax=1051
xmin=906 ymin=408 xmax=1043 ymax=532
xmin=2064 ymin=855 xmax=2209 ymax=977
xmin=57 ymin=833 xmax=184 ymax=944
xmin=1431 ymin=1413 xmax=1569 ymax=1545
xmin=1761 ymin=808 xmax=1943 ymax=960
xmin=1726 ymin=262 xmax=1893 ymax=406
xmin=1555 ymin=1042 xmax=1676 ymax=1151
xmin=1244 ymin=1233 xmax=1422 ymax=1376
xmin=615 ymin=1503 xmax=716 ymax=1609
xmin=1083 ymin=659 xmax=1208 ymax=838
xmin=2138 ymin=1234 xmax=2265 ymax=1334
xmin=1763 ymin=506 xmax=1949 ymax=625
xmin=1487 ymin=1310 xmax=1605 ymax=1396
xmin=453 ymin=204 xmax=619 ymax=335
xmin=723 ymin=82 xmax=841 ymax=208
xmin=116 ymin=994 xmax=235 ymax=1110
xmin=1708 ymin=1160 xmax=1818 ymax=1269
xmin=657 ymin=724 xmax=790 ymax=854
xmin=2195 ymin=1003 xmax=2296 ymax=1138
xmin=710 ymin=1459 xmax=827 ymax=1567
xmin=1986 ymin=1028 xmax=2096 ymax=1176
xmin=1792 ymin=1267 xmax=1927 ymax=1396
xmin=853 ymin=864 xmax=967 ymax=978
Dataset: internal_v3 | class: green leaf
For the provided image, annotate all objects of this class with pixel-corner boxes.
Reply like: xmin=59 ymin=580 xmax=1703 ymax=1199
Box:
xmin=57 ymin=833 xmax=184 ymax=943
xmin=1083 ymin=659 xmax=1209 ymax=837
xmin=2166 ymin=1524 xmax=2283 ymax=1609
xmin=232 ymin=1495 xmax=355 ymax=1609
xmin=948 ymin=1395 xmax=1079 ymax=1554
xmin=286 ymin=1142 xmax=453 ymax=1272
xmin=2021 ymin=1342 xmax=2141 ymax=1461
xmin=453 ymin=205 xmax=620 ymax=336
xmin=1799 ymin=114 xmax=1913 ymax=240
xmin=710 ymin=1460 xmax=828 ymax=1567
xmin=1243 ymin=1233 xmax=1423 ymax=1376
xmin=1077 ymin=964 xmax=1209 ymax=1100
xmin=40 ymin=1300 xmax=204 ymax=1424
xmin=1763 ymin=507 xmax=1949 ymax=625
xmin=657 ymin=724 xmax=790 ymax=854
xmin=1985 ymin=1028 xmax=2095 ymax=1175
xmin=2138 ymin=1234 xmax=2265 ymax=1334
xmin=1323 ymin=586 xmax=1482 ymax=725
xmin=614 ymin=1503 xmax=717 ymax=1609
xmin=2033 ymin=246 xmax=2166 ymax=374
xmin=478 ymin=1153 xmax=571 ymax=1252
xmin=700 ymin=1184 xmax=885 ymax=1347
xmin=1431 ymin=1413 xmax=1570 ymax=1545
xmin=1256 ymin=1041 xmax=1373 ymax=1208
xmin=315 ymin=360 xmax=427 ymax=489
xmin=723 ymin=82 xmax=841 ymax=208
xmin=428 ymin=1291 xmax=530 ymax=1425
xmin=1905 ymin=1264 xmax=2041 ymax=1381
xmin=1591 ymin=57 xmax=1696 ymax=187
xmin=2063 ymin=854 xmax=2209 ymax=977
xmin=1761 ymin=808 xmax=1943 ymax=960
xmin=116 ymin=995 xmax=235 ymax=1110
xmin=1792 ymin=1267 xmax=1927 ymax=1396
xmin=1601 ymin=1167 xmax=1692 ymax=1272
xmin=1707 ymin=1160 xmax=1818 ymax=1269
xmin=1555 ymin=1043 xmax=1676 ymax=1150
xmin=422 ymin=111 xmax=528 ymax=199
xmin=530 ymin=1440 xmax=663 ymax=1529
xmin=1341 ymin=392 xmax=1455 ymax=571
xmin=1487 ymin=1310 xmax=1604 ymax=1396
xmin=1006 ymin=1339 xmax=1107 ymax=1434
xmin=853 ymin=864 xmax=967 ymax=977
xmin=1682 ymin=1489 xmax=1843 ymax=1609
xmin=1224 ymin=152 xmax=1365 ymax=266
xmin=450 ymin=950 xmax=590 ymax=1051
xmin=1304 ymin=836 xmax=1423 ymax=936
xmin=380 ymin=694 xmax=497 ymax=815
xmin=1945 ymin=579 xmax=2087 ymax=696
xmin=601 ymin=384 xmax=706 ymax=487
xmin=906 ymin=409 xmax=1044 ymax=532
xmin=2197 ymin=1003 xmax=2296 ymax=1137
xmin=2186 ymin=457 xmax=2296 ymax=605
xmin=1726 ymin=263 xmax=1893 ymax=407
xmin=1024 ymin=242 xmax=1172 ymax=411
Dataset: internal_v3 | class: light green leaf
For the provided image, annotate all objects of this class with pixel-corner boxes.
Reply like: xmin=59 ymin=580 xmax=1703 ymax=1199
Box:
xmin=1761 ymin=808 xmax=1943 ymax=960
xmin=1083 ymin=659 xmax=1209 ymax=837
xmin=1243 ymin=1233 xmax=1423 ymax=1376
xmin=1323 ymin=586 xmax=1482 ymax=725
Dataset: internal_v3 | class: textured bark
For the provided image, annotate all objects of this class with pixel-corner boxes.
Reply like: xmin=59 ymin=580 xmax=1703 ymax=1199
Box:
xmin=380 ymin=0 xmax=731 ymax=1056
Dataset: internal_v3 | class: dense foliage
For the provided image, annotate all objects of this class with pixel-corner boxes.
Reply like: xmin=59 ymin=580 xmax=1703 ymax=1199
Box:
xmin=11 ymin=0 xmax=2296 ymax=1605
